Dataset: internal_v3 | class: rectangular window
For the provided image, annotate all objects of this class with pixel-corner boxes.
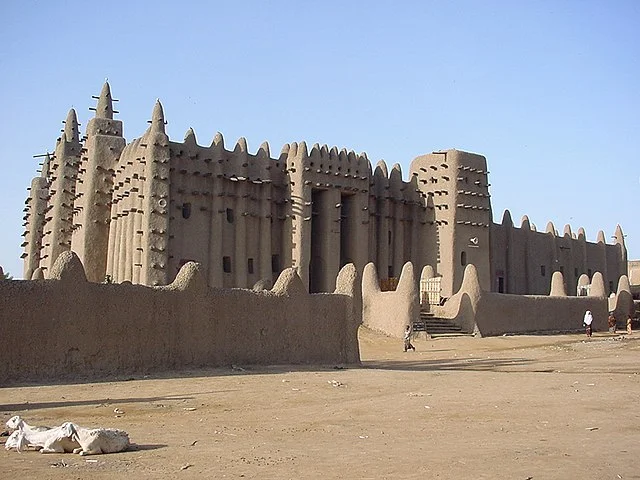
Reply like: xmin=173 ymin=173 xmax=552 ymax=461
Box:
xmin=223 ymin=256 xmax=232 ymax=273
xmin=247 ymin=258 xmax=254 ymax=274
xmin=271 ymin=254 xmax=280 ymax=273
xmin=540 ymin=265 xmax=546 ymax=277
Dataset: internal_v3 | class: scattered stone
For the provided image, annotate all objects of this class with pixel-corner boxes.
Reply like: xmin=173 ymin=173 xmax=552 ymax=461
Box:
xmin=180 ymin=463 xmax=192 ymax=470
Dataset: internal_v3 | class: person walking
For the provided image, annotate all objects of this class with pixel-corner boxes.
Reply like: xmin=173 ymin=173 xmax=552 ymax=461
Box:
xmin=608 ymin=312 xmax=617 ymax=333
xmin=583 ymin=310 xmax=593 ymax=338
xmin=403 ymin=325 xmax=416 ymax=352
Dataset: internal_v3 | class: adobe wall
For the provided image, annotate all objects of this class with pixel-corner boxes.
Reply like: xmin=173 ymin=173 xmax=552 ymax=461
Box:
xmin=361 ymin=262 xmax=419 ymax=338
xmin=490 ymin=214 xmax=627 ymax=296
xmin=0 ymin=252 xmax=360 ymax=386
xmin=435 ymin=264 xmax=633 ymax=337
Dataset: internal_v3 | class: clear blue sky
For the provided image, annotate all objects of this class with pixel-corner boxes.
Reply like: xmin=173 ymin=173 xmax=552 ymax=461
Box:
xmin=1 ymin=0 xmax=638 ymax=278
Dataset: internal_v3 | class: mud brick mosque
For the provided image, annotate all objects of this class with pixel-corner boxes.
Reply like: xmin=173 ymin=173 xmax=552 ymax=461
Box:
xmin=22 ymin=83 xmax=628 ymax=297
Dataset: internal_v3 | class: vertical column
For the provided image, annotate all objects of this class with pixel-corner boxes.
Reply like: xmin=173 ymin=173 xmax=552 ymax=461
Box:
xmin=393 ymin=202 xmax=404 ymax=277
xmin=319 ymin=188 xmax=341 ymax=292
xmin=208 ymin=176 xmax=223 ymax=287
xmin=259 ymin=183 xmax=272 ymax=283
xmin=234 ymin=181 xmax=248 ymax=287
xmin=376 ymin=195 xmax=390 ymax=279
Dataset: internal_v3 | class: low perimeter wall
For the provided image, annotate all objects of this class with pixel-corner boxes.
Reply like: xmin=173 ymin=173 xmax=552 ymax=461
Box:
xmin=362 ymin=262 xmax=419 ymax=338
xmin=435 ymin=264 xmax=633 ymax=336
xmin=0 ymin=252 xmax=360 ymax=385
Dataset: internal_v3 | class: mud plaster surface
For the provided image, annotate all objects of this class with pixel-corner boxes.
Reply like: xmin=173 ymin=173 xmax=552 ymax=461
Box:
xmin=1 ymin=328 xmax=639 ymax=479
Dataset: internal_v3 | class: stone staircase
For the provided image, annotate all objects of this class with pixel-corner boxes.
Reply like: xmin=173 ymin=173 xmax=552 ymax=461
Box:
xmin=414 ymin=311 xmax=473 ymax=337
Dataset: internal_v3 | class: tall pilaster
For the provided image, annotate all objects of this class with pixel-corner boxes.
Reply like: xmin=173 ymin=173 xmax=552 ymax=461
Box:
xmin=41 ymin=109 xmax=82 ymax=274
xmin=71 ymin=82 xmax=125 ymax=282
xmin=22 ymin=154 xmax=51 ymax=279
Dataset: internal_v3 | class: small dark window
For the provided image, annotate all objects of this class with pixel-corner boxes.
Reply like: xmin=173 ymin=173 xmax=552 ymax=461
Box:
xmin=182 ymin=202 xmax=191 ymax=219
xmin=497 ymin=276 xmax=505 ymax=293
xmin=388 ymin=265 xmax=394 ymax=278
xmin=271 ymin=254 xmax=280 ymax=273
xmin=541 ymin=265 xmax=546 ymax=277
xmin=226 ymin=208 xmax=234 ymax=223
xmin=223 ymin=256 xmax=232 ymax=273
xmin=247 ymin=258 xmax=254 ymax=274
xmin=461 ymin=251 xmax=467 ymax=266
xmin=609 ymin=281 xmax=614 ymax=294
xmin=388 ymin=231 xmax=392 ymax=245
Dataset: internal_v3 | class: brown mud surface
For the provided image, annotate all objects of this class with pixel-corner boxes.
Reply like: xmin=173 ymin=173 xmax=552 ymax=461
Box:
xmin=1 ymin=328 xmax=639 ymax=479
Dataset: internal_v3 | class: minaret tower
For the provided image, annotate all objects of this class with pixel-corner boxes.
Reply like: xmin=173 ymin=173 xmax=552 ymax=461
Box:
xmin=21 ymin=153 xmax=52 ymax=279
xmin=71 ymin=82 xmax=125 ymax=282
xmin=40 ymin=109 xmax=82 ymax=274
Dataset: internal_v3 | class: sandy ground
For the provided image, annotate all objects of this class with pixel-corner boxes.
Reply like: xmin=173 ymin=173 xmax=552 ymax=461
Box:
xmin=1 ymin=328 xmax=639 ymax=480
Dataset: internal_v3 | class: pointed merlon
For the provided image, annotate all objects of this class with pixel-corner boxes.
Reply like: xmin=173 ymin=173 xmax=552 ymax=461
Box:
xmin=395 ymin=262 xmax=416 ymax=295
xmin=577 ymin=227 xmax=586 ymax=240
xmin=151 ymin=100 xmax=166 ymax=134
xmin=184 ymin=127 xmax=197 ymax=144
xmin=271 ymin=267 xmax=307 ymax=296
xmin=297 ymin=141 xmax=308 ymax=160
xmin=212 ymin=131 xmax=224 ymax=148
xmin=96 ymin=82 xmax=114 ymax=119
xmin=596 ymin=230 xmax=606 ymax=243
xmin=459 ymin=264 xmax=482 ymax=301
xmin=501 ymin=210 xmax=513 ymax=227
xmin=520 ymin=215 xmax=530 ymax=230
xmin=280 ymin=143 xmax=290 ymax=156
xmin=63 ymin=109 xmax=80 ymax=143
xmin=334 ymin=263 xmax=357 ymax=296
xmin=258 ymin=141 xmax=270 ymax=158
xmin=375 ymin=160 xmax=389 ymax=178
xmin=362 ymin=262 xmax=381 ymax=294
xmin=563 ymin=224 xmax=572 ymax=237
xmin=545 ymin=221 xmax=556 ymax=235
xmin=614 ymin=224 xmax=625 ymax=246
xmin=234 ymin=137 xmax=248 ymax=153
xmin=420 ymin=265 xmax=435 ymax=282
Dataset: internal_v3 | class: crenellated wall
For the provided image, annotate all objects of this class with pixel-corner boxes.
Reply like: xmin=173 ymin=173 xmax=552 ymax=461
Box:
xmin=490 ymin=214 xmax=627 ymax=296
xmin=0 ymin=252 xmax=360 ymax=385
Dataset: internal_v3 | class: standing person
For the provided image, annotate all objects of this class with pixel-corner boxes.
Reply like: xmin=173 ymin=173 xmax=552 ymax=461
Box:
xmin=608 ymin=312 xmax=617 ymax=333
xmin=627 ymin=315 xmax=633 ymax=335
xmin=403 ymin=325 xmax=416 ymax=352
xmin=583 ymin=310 xmax=593 ymax=338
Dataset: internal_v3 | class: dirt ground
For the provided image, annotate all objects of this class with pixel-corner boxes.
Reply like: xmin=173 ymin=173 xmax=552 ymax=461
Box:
xmin=1 ymin=328 xmax=639 ymax=480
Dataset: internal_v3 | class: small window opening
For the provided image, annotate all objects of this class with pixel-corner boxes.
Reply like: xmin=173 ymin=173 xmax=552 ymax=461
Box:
xmin=461 ymin=251 xmax=467 ymax=266
xmin=182 ymin=202 xmax=191 ymax=219
xmin=271 ymin=254 xmax=280 ymax=273
xmin=226 ymin=208 xmax=234 ymax=223
xmin=223 ymin=256 xmax=232 ymax=273
xmin=541 ymin=265 xmax=546 ymax=277
xmin=248 ymin=258 xmax=254 ymax=274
